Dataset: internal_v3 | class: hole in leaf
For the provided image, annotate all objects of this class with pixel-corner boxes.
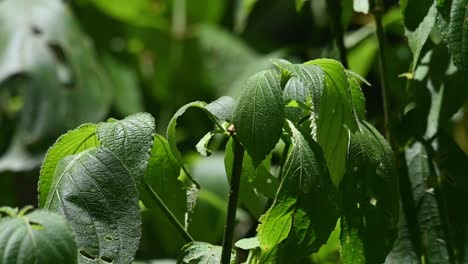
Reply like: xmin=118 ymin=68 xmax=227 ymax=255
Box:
xmin=31 ymin=25 xmax=42 ymax=35
xmin=79 ymin=250 xmax=97 ymax=260
xmin=46 ymin=42 xmax=76 ymax=89
xmin=28 ymin=220 xmax=43 ymax=230
xmin=100 ymin=256 xmax=113 ymax=263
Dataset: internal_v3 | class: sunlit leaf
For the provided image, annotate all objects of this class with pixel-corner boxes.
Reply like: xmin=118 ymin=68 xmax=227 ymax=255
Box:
xmin=177 ymin=241 xmax=236 ymax=264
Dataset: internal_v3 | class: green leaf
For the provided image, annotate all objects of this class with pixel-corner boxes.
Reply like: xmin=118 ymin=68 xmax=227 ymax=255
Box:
xmin=177 ymin=241 xmax=236 ymax=264
xmin=0 ymin=0 xmax=111 ymax=171
xmin=446 ymin=0 xmax=468 ymax=71
xmin=0 ymin=209 xmax=77 ymax=264
xmin=257 ymin=121 xmax=338 ymax=263
xmin=341 ymin=121 xmax=399 ymax=263
xmin=196 ymin=132 xmax=215 ymax=157
xmin=400 ymin=0 xmax=434 ymax=31
xmin=257 ymin=198 xmax=295 ymax=262
xmin=167 ymin=101 xmax=223 ymax=187
xmin=205 ymin=96 xmax=236 ymax=123
xmin=353 ymin=0 xmax=370 ymax=14
xmin=235 ymin=237 xmax=261 ymax=250
xmin=306 ymin=59 xmax=358 ymax=185
xmin=144 ymin=134 xmax=185 ymax=223
xmin=283 ymin=77 xmax=309 ymax=104
xmin=97 ymin=113 xmax=155 ymax=184
xmin=348 ymin=75 xmax=367 ymax=120
xmin=405 ymin=3 xmax=437 ymax=72
xmin=38 ymin=124 xmax=99 ymax=207
xmin=44 ymin=147 xmax=141 ymax=264
xmin=233 ymin=70 xmax=285 ymax=166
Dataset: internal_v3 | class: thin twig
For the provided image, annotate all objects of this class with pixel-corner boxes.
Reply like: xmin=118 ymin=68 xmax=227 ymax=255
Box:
xmin=328 ymin=0 xmax=348 ymax=68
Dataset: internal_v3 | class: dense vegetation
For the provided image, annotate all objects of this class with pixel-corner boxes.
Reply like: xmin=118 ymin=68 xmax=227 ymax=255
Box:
xmin=0 ymin=0 xmax=467 ymax=263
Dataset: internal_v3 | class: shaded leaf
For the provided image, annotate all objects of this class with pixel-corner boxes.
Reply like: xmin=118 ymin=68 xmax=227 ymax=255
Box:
xmin=0 ymin=209 xmax=77 ymax=264
xmin=44 ymin=147 xmax=141 ymax=264
xmin=233 ymin=70 xmax=285 ymax=166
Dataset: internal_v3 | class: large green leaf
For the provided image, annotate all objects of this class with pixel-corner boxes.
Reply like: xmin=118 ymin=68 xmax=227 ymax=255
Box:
xmin=205 ymin=96 xmax=236 ymax=123
xmin=233 ymin=70 xmax=285 ymax=166
xmin=341 ymin=121 xmax=399 ymax=263
xmin=177 ymin=241 xmax=236 ymax=264
xmin=0 ymin=0 xmax=111 ymax=171
xmin=400 ymin=0 xmax=434 ymax=31
xmin=38 ymin=123 xmax=99 ymax=208
xmin=97 ymin=112 xmax=155 ymax=184
xmin=44 ymin=147 xmax=141 ymax=264
xmin=257 ymin=121 xmax=338 ymax=263
xmin=0 ymin=209 xmax=77 ymax=264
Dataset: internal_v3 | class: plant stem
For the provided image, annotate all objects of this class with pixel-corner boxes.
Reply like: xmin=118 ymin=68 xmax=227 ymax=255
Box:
xmin=328 ymin=0 xmax=348 ymax=68
xmin=142 ymin=182 xmax=194 ymax=243
xmin=372 ymin=0 xmax=391 ymax=142
xmin=221 ymin=134 xmax=244 ymax=264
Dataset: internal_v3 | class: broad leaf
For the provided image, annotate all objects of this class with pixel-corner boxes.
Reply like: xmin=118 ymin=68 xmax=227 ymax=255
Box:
xmin=38 ymin=123 xmax=99 ymax=207
xmin=341 ymin=121 xmax=399 ymax=263
xmin=205 ymin=96 xmax=236 ymax=123
xmin=283 ymin=77 xmax=308 ymax=104
xmin=257 ymin=121 xmax=338 ymax=263
xmin=400 ymin=0 xmax=434 ymax=31
xmin=0 ymin=209 xmax=77 ymax=264
xmin=97 ymin=113 xmax=155 ymax=184
xmin=348 ymin=75 xmax=367 ymax=120
xmin=233 ymin=70 xmax=285 ymax=166
xmin=235 ymin=237 xmax=261 ymax=250
xmin=177 ymin=241 xmax=236 ymax=264
xmin=0 ymin=0 xmax=111 ymax=171
xmin=44 ymin=147 xmax=141 ymax=264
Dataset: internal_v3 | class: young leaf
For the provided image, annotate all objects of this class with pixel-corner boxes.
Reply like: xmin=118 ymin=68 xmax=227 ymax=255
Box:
xmin=177 ymin=241 xmax=236 ymax=264
xmin=97 ymin=112 xmax=155 ymax=183
xmin=39 ymin=123 xmax=99 ymax=207
xmin=205 ymin=96 xmax=236 ymax=123
xmin=235 ymin=237 xmax=261 ymax=250
xmin=196 ymin=131 xmax=215 ymax=157
xmin=44 ymin=147 xmax=141 ymax=264
xmin=0 ymin=209 xmax=77 ymax=264
xmin=233 ymin=70 xmax=285 ymax=166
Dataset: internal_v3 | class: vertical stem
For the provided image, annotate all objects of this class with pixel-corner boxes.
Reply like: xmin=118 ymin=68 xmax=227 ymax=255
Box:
xmin=172 ymin=0 xmax=186 ymax=39
xmin=373 ymin=0 xmax=391 ymax=142
xmin=142 ymin=182 xmax=194 ymax=243
xmin=221 ymin=134 xmax=244 ymax=264
xmin=328 ymin=0 xmax=348 ymax=68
